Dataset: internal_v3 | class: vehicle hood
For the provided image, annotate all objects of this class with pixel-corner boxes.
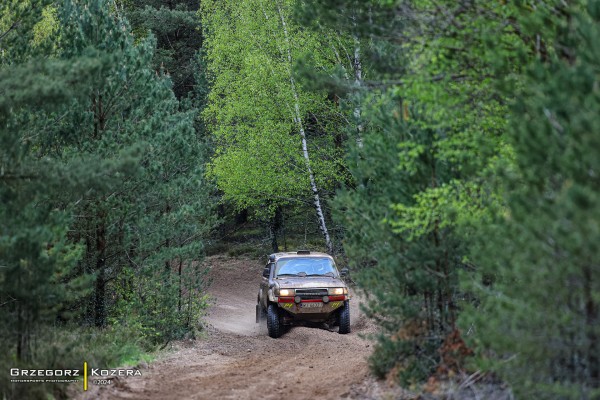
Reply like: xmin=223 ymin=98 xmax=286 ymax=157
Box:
xmin=275 ymin=277 xmax=346 ymax=289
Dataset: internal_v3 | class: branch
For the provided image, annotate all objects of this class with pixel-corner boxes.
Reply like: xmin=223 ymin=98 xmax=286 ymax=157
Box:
xmin=0 ymin=20 xmax=20 ymax=42
xmin=0 ymin=174 xmax=39 ymax=180
xmin=543 ymin=108 xmax=564 ymax=133
xmin=0 ymin=296 xmax=17 ymax=307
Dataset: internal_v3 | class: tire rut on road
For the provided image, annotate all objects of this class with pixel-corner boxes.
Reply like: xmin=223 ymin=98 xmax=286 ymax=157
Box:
xmin=81 ymin=255 xmax=375 ymax=400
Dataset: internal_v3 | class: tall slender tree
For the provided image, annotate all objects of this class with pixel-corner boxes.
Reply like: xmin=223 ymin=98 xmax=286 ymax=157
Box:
xmin=200 ymin=0 xmax=346 ymax=253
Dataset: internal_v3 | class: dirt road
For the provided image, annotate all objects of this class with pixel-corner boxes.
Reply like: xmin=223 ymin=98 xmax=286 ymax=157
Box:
xmin=84 ymin=255 xmax=377 ymax=400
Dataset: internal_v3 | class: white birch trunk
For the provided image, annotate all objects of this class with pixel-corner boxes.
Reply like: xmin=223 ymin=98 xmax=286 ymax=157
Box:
xmin=353 ymin=41 xmax=364 ymax=148
xmin=276 ymin=1 xmax=333 ymax=254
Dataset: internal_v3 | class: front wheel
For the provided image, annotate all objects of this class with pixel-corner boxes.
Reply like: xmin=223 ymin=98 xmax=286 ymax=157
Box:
xmin=338 ymin=301 xmax=351 ymax=334
xmin=267 ymin=304 xmax=282 ymax=338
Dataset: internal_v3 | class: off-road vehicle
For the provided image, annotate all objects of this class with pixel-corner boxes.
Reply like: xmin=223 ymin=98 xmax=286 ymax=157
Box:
xmin=256 ymin=250 xmax=350 ymax=338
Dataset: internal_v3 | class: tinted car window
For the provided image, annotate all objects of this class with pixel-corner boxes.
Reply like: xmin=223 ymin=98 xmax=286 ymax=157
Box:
xmin=275 ymin=257 xmax=337 ymax=277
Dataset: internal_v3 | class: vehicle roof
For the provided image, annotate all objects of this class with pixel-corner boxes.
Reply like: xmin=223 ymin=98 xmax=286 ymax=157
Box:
xmin=268 ymin=251 xmax=333 ymax=262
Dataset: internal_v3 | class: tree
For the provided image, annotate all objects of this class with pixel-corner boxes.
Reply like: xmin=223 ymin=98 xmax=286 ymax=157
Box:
xmin=1 ymin=3 xmax=213 ymax=397
xmin=302 ymin=0 xmax=521 ymax=382
xmin=200 ymin=0 xmax=347 ymax=253
xmin=0 ymin=0 xmax=117 ymax=366
xmin=126 ymin=0 xmax=204 ymax=100
xmin=463 ymin=2 xmax=600 ymax=397
xmin=53 ymin=0 xmax=213 ymax=334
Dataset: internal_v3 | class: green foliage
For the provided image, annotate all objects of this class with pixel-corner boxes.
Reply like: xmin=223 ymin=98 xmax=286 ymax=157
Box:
xmin=305 ymin=0 xmax=518 ymax=383
xmin=1 ymin=0 xmax=116 ymax=373
xmin=31 ymin=5 xmax=59 ymax=50
xmin=111 ymin=263 xmax=209 ymax=345
xmin=461 ymin=2 xmax=600 ymax=398
xmin=126 ymin=0 xmax=204 ymax=99
xmin=335 ymin=99 xmax=471 ymax=384
xmin=0 ymin=0 xmax=54 ymax=63
xmin=301 ymin=0 xmax=600 ymax=397
xmin=3 ymin=1 xmax=600 ymax=399
xmin=0 ymin=1 xmax=213 ymax=398
xmin=200 ymin=0 xmax=347 ymax=219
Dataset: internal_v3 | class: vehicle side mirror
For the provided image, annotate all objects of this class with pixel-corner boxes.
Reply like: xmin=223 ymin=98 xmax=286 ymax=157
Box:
xmin=340 ymin=268 xmax=349 ymax=277
xmin=262 ymin=266 xmax=270 ymax=278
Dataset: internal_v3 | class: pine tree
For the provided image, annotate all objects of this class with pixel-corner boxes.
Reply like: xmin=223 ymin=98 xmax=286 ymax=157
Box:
xmin=0 ymin=0 xmax=115 ymax=367
xmin=126 ymin=0 xmax=204 ymax=99
xmin=1 ymin=3 xmax=213 ymax=397
xmin=463 ymin=2 xmax=600 ymax=397
xmin=52 ymin=0 xmax=213 ymax=335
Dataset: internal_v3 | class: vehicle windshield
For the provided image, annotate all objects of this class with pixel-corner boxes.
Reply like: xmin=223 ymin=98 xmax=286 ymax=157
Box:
xmin=275 ymin=257 xmax=337 ymax=278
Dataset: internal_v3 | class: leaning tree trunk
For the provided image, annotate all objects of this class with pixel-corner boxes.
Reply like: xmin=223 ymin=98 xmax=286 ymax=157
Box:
xmin=276 ymin=1 xmax=333 ymax=254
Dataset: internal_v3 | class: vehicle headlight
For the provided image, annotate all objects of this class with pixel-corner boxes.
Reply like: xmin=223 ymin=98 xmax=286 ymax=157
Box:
xmin=277 ymin=288 xmax=294 ymax=297
xmin=328 ymin=287 xmax=347 ymax=295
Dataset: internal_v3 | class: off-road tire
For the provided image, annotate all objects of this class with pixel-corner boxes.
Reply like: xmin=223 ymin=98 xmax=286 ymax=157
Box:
xmin=338 ymin=301 xmax=351 ymax=334
xmin=267 ymin=304 xmax=282 ymax=338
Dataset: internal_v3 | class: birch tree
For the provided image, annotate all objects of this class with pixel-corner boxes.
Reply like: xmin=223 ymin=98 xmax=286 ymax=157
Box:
xmin=201 ymin=0 xmax=345 ymax=253
xmin=274 ymin=0 xmax=331 ymax=252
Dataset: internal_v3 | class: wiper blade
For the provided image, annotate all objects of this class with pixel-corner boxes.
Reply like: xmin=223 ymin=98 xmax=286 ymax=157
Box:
xmin=306 ymin=272 xmax=335 ymax=277
xmin=276 ymin=273 xmax=299 ymax=277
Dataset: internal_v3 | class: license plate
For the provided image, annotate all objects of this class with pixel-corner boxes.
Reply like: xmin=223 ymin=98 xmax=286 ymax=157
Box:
xmin=301 ymin=302 xmax=322 ymax=308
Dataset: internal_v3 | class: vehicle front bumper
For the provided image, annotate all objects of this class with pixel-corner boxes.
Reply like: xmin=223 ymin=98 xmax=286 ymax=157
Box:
xmin=276 ymin=295 xmax=348 ymax=315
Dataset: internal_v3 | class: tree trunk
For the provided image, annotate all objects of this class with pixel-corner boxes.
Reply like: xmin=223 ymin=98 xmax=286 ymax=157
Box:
xmin=269 ymin=207 xmax=282 ymax=253
xmin=16 ymin=302 xmax=26 ymax=361
xmin=584 ymin=264 xmax=599 ymax=385
xmin=353 ymin=39 xmax=364 ymax=148
xmin=235 ymin=208 xmax=248 ymax=225
xmin=94 ymin=216 xmax=106 ymax=328
xmin=270 ymin=222 xmax=279 ymax=253
xmin=178 ymin=257 xmax=183 ymax=312
xmin=94 ymin=265 xmax=106 ymax=328
xmin=276 ymin=1 xmax=333 ymax=254
xmin=282 ymin=209 xmax=287 ymax=251
xmin=164 ymin=202 xmax=171 ymax=271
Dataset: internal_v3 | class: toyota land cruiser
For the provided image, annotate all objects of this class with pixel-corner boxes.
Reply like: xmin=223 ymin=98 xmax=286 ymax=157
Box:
xmin=256 ymin=250 xmax=350 ymax=338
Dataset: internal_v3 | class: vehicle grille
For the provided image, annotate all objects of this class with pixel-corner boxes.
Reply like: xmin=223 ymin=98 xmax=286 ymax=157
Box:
xmin=295 ymin=288 xmax=328 ymax=299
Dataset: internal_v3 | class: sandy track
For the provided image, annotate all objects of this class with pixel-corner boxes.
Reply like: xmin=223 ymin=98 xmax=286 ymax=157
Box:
xmin=82 ymin=255 xmax=375 ymax=400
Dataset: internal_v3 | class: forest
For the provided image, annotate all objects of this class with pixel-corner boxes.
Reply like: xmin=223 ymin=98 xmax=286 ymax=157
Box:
xmin=1 ymin=0 xmax=599 ymax=399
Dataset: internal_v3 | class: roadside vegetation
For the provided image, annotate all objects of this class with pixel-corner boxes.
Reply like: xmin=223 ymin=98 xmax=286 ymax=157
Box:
xmin=1 ymin=1 xmax=212 ymax=398
xmin=1 ymin=0 xmax=599 ymax=399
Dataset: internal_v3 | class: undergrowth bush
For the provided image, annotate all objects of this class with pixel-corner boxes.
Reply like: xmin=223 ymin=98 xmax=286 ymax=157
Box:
xmin=111 ymin=263 xmax=210 ymax=346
